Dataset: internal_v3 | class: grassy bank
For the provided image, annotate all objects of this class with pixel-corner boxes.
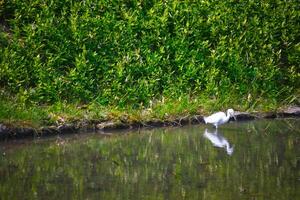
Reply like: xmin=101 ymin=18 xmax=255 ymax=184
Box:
xmin=0 ymin=0 xmax=299 ymax=126
xmin=1 ymin=89 xmax=298 ymax=128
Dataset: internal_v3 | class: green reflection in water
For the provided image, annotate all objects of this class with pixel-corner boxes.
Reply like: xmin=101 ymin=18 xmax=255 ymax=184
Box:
xmin=0 ymin=119 xmax=299 ymax=199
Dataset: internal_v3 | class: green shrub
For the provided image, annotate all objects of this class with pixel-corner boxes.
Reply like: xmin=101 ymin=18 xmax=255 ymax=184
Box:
xmin=0 ymin=0 xmax=299 ymax=107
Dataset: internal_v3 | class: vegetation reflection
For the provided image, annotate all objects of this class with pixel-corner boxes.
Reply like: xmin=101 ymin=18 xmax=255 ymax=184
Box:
xmin=0 ymin=119 xmax=299 ymax=199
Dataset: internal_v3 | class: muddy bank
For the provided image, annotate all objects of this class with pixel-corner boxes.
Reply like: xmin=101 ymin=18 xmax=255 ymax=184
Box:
xmin=1 ymin=107 xmax=299 ymax=140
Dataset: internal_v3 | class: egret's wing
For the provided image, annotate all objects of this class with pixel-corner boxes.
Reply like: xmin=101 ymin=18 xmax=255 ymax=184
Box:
xmin=204 ymin=112 xmax=226 ymax=124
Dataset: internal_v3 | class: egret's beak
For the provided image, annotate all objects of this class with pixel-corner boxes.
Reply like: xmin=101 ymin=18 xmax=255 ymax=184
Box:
xmin=231 ymin=113 xmax=236 ymax=121
xmin=232 ymin=114 xmax=237 ymax=121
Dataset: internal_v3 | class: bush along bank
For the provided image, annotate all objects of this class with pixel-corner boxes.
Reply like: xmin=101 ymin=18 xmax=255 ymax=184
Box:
xmin=0 ymin=0 xmax=299 ymax=106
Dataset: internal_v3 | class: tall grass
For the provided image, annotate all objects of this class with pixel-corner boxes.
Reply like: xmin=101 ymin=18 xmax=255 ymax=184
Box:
xmin=0 ymin=0 xmax=299 ymax=109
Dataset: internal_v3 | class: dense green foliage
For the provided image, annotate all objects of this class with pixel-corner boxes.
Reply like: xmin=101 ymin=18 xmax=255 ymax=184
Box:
xmin=0 ymin=0 xmax=299 ymax=107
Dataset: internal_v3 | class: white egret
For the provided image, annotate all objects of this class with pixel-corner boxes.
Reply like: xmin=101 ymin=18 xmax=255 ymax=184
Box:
xmin=203 ymin=129 xmax=234 ymax=155
xmin=204 ymin=108 xmax=236 ymax=129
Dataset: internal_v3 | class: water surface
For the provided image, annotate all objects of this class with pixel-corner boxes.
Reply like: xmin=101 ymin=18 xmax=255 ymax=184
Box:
xmin=0 ymin=119 xmax=299 ymax=199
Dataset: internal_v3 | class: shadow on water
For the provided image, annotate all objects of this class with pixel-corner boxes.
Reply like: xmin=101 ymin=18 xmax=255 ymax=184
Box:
xmin=0 ymin=119 xmax=300 ymax=199
xmin=203 ymin=128 xmax=234 ymax=155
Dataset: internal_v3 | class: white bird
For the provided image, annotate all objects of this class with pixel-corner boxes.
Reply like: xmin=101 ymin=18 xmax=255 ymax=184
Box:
xmin=204 ymin=108 xmax=236 ymax=129
xmin=203 ymin=129 xmax=234 ymax=155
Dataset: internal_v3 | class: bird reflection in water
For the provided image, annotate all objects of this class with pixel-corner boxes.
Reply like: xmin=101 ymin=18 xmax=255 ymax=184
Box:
xmin=203 ymin=128 xmax=234 ymax=155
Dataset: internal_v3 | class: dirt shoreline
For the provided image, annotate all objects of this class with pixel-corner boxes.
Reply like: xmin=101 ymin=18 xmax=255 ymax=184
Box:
xmin=1 ymin=107 xmax=299 ymax=140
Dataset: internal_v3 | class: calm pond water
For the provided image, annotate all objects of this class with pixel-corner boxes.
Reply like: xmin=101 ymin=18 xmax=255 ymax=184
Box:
xmin=0 ymin=119 xmax=299 ymax=200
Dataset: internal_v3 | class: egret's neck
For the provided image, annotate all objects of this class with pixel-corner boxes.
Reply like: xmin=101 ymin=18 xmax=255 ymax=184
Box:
xmin=225 ymin=111 xmax=231 ymax=122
